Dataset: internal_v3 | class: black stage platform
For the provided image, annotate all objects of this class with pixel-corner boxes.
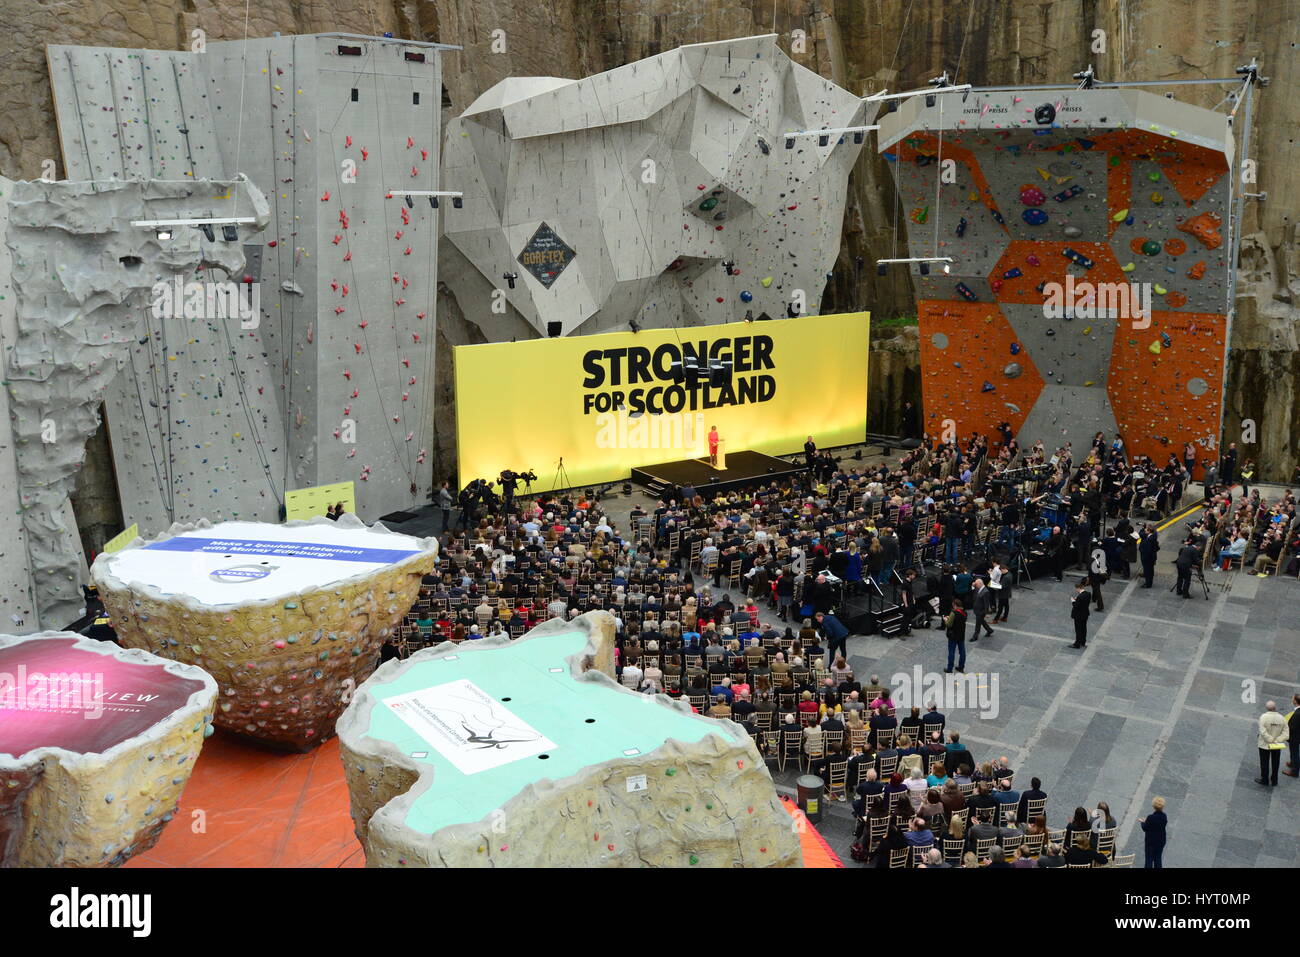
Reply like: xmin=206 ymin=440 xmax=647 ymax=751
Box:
xmin=631 ymin=449 xmax=805 ymax=496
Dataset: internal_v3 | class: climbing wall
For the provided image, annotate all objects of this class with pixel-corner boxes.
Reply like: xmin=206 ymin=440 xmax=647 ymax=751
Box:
xmin=47 ymin=36 xmax=444 ymax=526
xmin=879 ymin=89 xmax=1232 ymax=464
xmin=441 ymin=36 xmax=869 ymax=337
xmin=0 ymin=177 xmax=42 ymax=633
xmin=1 ymin=176 xmax=268 ymax=631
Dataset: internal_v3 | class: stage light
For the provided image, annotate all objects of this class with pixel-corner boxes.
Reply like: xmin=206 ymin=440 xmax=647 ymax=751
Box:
xmin=887 ymin=100 xmax=899 ymax=113
xmin=919 ymin=261 xmax=930 ymax=276
xmin=404 ymin=196 xmax=415 ymax=208
xmin=853 ymin=131 xmax=864 ymax=144
xmin=785 ymin=137 xmax=795 ymax=149
xmin=503 ymin=272 xmax=518 ymax=289
xmin=199 ymin=224 xmax=215 ymax=242
xmin=818 ymin=133 xmax=830 ymax=147
xmin=155 ymin=229 xmax=172 ymax=241
xmin=452 ymin=196 xmax=463 ymax=208
xmin=222 ymin=225 xmax=239 ymax=241
xmin=429 ymin=196 xmax=439 ymax=208
xmin=877 ymin=262 xmax=888 ymax=276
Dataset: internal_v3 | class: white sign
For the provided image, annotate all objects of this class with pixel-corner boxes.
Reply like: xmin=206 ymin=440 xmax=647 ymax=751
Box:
xmin=626 ymin=774 xmax=648 ymax=793
xmin=382 ymin=678 xmax=554 ymax=775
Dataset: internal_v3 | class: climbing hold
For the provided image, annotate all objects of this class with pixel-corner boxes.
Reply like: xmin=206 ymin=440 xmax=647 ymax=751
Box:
xmin=1121 ymin=262 xmax=1136 ymax=272
xmin=740 ymin=291 xmax=753 ymax=302
xmin=1178 ymin=211 xmax=1223 ymax=249
xmin=760 ymin=276 xmax=773 ymax=288
xmin=1022 ymin=208 xmax=1048 ymax=225
xmin=1187 ymin=260 xmax=1206 ymax=279
xmin=1004 ymin=363 xmax=1022 ymax=378
xmin=1019 ymin=185 xmax=1046 ymax=206
xmin=1063 ymin=224 xmax=1082 ymax=238
xmin=1141 ymin=240 xmax=1162 ymax=256
xmin=1148 ymin=341 xmax=1161 ymax=355
xmin=1009 ymin=342 xmax=1021 ymax=355
xmin=1111 ymin=208 xmax=1129 ymax=222
xmin=981 ymin=381 xmax=995 ymax=393
xmin=1164 ymin=238 xmax=1187 ymax=256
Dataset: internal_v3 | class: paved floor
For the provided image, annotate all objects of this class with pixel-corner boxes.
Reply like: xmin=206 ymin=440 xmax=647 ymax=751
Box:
xmin=405 ymin=461 xmax=1299 ymax=868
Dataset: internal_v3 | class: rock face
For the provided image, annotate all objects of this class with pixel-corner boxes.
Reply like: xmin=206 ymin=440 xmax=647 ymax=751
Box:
xmin=338 ymin=611 xmax=803 ymax=867
xmin=3 ymin=2 xmax=1297 ymax=492
xmin=92 ymin=516 xmax=438 ymax=751
xmin=0 ymin=632 xmax=216 ymax=867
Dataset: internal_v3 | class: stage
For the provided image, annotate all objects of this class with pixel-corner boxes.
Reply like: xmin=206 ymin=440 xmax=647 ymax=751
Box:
xmin=631 ymin=449 xmax=805 ymax=496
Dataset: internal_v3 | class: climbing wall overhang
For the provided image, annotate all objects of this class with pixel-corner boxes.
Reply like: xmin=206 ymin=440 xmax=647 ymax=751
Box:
xmin=441 ymin=35 xmax=871 ymax=339
xmin=46 ymin=35 xmax=445 ymax=533
xmin=878 ymin=88 xmax=1234 ymax=461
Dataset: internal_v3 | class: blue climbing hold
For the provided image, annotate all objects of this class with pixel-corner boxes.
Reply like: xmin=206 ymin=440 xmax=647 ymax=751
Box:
xmin=1022 ymin=208 xmax=1048 ymax=226
xmin=740 ymin=290 xmax=753 ymax=303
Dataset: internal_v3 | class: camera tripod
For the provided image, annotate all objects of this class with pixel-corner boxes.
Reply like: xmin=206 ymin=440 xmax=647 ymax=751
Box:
xmin=550 ymin=456 xmax=572 ymax=493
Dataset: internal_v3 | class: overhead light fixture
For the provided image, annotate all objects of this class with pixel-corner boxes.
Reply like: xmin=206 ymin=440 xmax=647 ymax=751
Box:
xmin=785 ymin=137 xmax=795 ymax=150
xmin=919 ymin=261 xmax=930 ymax=275
xmin=877 ymin=263 xmax=888 ymax=276
xmin=222 ymin=225 xmax=239 ymax=241
xmin=429 ymin=197 xmax=439 ymax=208
xmin=452 ymin=196 xmax=463 ymax=209
xmin=199 ymin=224 xmax=215 ymax=242
xmin=853 ymin=131 xmax=864 ymax=144
xmin=155 ymin=229 xmax=173 ymax=241
xmin=943 ymin=263 xmax=951 ymax=274
xmin=818 ymin=133 xmax=830 ymax=147
xmin=503 ymin=272 xmax=517 ymax=289
xmin=404 ymin=196 xmax=414 ymax=208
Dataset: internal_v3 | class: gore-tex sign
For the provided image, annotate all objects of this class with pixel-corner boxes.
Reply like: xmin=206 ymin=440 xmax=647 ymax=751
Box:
xmin=517 ymin=222 xmax=575 ymax=288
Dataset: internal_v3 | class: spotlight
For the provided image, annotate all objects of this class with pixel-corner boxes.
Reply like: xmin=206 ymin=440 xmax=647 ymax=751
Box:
xmin=757 ymin=137 xmax=770 ymax=155
xmin=817 ymin=133 xmax=829 ymax=147
xmin=503 ymin=272 xmax=517 ymax=289
xmin=404 ymin=196 xmax=415 ymax=208
xmin=919 ymin=261 xmax=930 ymax=276
xmin=887 ymin=100 xmax=899 ymax=113
xmin=785 ymin=137 xmax=795 ymax=150
xmin=429 ymin=196 xmax=439 ymax=208
xmin=629 ymin=319 xmax=641 ymax=334
xmin=222 ymin=225 xmax=239 ymax=241
xmin=853 ymin=131 xmax=864 ymax=144
xmin=925 ymin=93 xmax=936 ymax=107
xmin=943 ymin=263 xmax=951 ymax=274
xmin=877 ymin=262 xmax=888 ymax=276
xmin=199 ymin=224 xmax=215 ymax=242
xmin=155 ymin=229 xmax=172 ymax=241
xmin=452 ymin=196 xmax=463 ymax=209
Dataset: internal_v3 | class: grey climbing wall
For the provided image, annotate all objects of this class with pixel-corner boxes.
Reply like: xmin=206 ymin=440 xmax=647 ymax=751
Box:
xmin=47 ymin=35 xmax=446 ymax=526
xmin=2 ymin=175 xmax=268 ymax=630
xmin=441 ymin=35 xmax=870 ymax=337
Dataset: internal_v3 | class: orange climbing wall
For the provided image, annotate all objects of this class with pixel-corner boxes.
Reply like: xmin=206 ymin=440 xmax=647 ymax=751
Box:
xmin=881 ymin=88 xmax=1232 ymax=465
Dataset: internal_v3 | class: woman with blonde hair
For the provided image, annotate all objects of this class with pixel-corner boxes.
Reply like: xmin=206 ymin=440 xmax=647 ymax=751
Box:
xmin=1139 ymin=796 xmax=1168 ymax=869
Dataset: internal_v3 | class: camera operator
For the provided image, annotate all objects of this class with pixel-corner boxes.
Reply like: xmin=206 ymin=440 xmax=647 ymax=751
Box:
xmin=499 ymin=469 xmax=519 ymax=512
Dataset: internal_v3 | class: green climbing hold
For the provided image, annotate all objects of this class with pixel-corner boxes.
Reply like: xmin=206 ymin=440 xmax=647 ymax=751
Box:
xmin=1147 ymin=171 xmax=1161 ymax=181
xmin=665 ymin=768 xmax=676 ymax=776
xmin=284 ymin=602 xmax=298 ymax=610
xmin=699 ymin=197 xmax=718 ymax=211
xmin=689 ymin=854 xmax=699 ymax=865
xmin=1141 ymin=240 xmax=1162 ymax=256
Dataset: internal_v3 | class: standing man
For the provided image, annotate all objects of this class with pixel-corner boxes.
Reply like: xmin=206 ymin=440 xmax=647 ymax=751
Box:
xmin=1202 ymin=458 xmax=1218 ymax=502
xmin=1220 ymin=442 xmax=1237 ymax=487
xmin=901 ymin=401 xmax=919 ymax=440
xmin=804 ymin=435 xmax=817 ymax=470
xmin=1256 ymin=701 xmax=1290 ymax=787
xmin=437 ymin=481 xmax=453 ymax=534
xmin=1088 ymin=541 xmax=1107 ymax=612
xmin=1284 ymin=693 xmax=1300 ymax=779
xmin=708 ymin=426 xmax=721 ymax=467
xmin=971 ymin=577 xmax=994 ymax=640
xmin=1174 ymin=538 xmax=1199 ymax=598
xmin=943 ymin=598 xmax=968 ymax=675
xmin=1047 ymin=526 xmax=1066 ymax=582
xmin=1138 ymin=524 xmax=1160 ymax=588
xmin=1069 ymin=581 xmax=1090 ymax=649
xmin=816 ymin=610 xmax=850 ymax=663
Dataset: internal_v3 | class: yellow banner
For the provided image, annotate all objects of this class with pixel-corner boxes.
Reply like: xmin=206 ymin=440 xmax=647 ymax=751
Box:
xmin=285 ymin=481 xmax=357 ymax=521
xmin=452 ymin=312 xmax=869 ymax=489
xmin=102 ymin=523 xmax=139 ymax=554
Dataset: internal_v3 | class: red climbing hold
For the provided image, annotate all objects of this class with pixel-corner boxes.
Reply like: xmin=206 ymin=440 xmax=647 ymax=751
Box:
xmin=410 ymin=166 xmax=419 ymax=177
xmin=320 ymin=191 xmax=330 ymax=202
xmin=354 ymin=343 xmax=362 ymax=353
xmin=406 ymin=136 xmax=415 ymax=148
xmin=421 ymin=149 xmax=428 ymax=161
xmin=331 ymin=235 xmax=342 ymax=245
xmin=343 ymin=251 xmax=352 ymax=261
xmin=345 ymin=135 xmax=352 ymax=147
xmin=395 ymin=298 xmax=406 ymax=306
xmin=361 ymin=148 xmax=368 ymax=160
xmin=403 ymin=247 xmax=412 ymax=256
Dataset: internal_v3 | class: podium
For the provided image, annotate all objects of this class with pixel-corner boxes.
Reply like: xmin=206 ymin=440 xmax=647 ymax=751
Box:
xmin=715 ymin=438 xmax=726 ymax=470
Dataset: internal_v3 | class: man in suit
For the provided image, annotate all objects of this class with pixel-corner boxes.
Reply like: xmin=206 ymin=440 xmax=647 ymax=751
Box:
xmin=1070 ymin=581 xmax=1090 ymax=648
xmin=1139 ymin=524 xmax=1160 ymax=587
xmin=1047 ymin=526 xmax=1066 ymax=581
xmin=815 ymin=611 xmax=851 ymax=662
xmin=901 ymin=401 xmax=919 ymax=440
xmin=1017 ymin=777 xmax=1048 ymax=824
xmin=967 ymin=809 xmax=1000 ymax=850
xmin=1174 ymin=538 xmax=1200 ymax=598
xmin=971 ymin=578 xmax=994 ymax=640
xmin=804 ymin=435 xmax=817 ymax=470
xmin=923 ymin=703 xmax=946 ymax=739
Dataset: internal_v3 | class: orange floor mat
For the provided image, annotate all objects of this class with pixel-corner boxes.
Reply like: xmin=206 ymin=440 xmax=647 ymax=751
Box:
xmin=126 ymin=732 xmax=363 ymax=868
xmin=128 ymin=731 xmax=841 ymax=868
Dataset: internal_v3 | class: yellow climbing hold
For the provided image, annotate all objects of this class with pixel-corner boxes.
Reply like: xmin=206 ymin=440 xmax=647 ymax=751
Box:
xmin=1151 ymin=191 xmax=1163 ymax=204
xmin=1148 ymin=341 xmax=1162 ymax=355
xmin=1036 ymin=167 xmax=1050 ymax=180
xmin=1121 ymin=262 xmax=1135 ymax=272
xmin=760 ymin=276 xmax=773 ymax=288
xmin=1154 ymin=284 xmax=1167 ymax=295
xmin=1084 ymin=380 xmax=1095 ymax=387
xmin=1112 ymin=208 xmax=1129 ymax=222
xmin=1082 ymin=326 xmax=1092 ymax=336
xmin=968 ymin=191 xmax=978 ymax=202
